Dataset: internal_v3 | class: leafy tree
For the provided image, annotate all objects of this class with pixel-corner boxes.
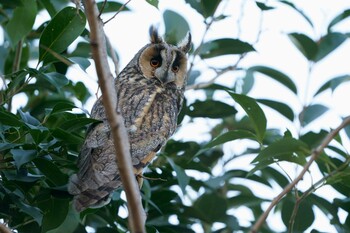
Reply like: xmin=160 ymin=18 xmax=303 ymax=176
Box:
xmin=1 ymin=0 xmax=350 ymax=233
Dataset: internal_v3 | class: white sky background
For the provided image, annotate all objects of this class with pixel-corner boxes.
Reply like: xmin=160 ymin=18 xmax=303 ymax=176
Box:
xmin=5 ymin=0 xmax=350 ymax=232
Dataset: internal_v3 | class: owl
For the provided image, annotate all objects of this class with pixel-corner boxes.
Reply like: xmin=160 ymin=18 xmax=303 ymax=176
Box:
xmin=68 ymin=27 xmax=191 ymax=212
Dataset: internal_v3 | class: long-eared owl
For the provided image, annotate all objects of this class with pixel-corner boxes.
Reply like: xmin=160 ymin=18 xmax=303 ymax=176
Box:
xmin=68 ymin=27 xmax=191 ymax=212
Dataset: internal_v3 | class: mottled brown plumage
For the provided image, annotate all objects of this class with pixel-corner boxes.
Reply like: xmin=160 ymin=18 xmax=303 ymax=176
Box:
xmin=68 ymin=28 xmax=191 ymax=212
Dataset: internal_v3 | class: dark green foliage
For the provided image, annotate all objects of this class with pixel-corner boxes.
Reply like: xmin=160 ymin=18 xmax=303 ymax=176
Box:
xmin=0 ymin=1 xmax=350 ymax=233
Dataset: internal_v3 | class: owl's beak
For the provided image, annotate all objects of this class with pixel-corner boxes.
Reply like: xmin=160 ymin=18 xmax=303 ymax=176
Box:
xmin=155 ymin=68 xmax=176 ymax=84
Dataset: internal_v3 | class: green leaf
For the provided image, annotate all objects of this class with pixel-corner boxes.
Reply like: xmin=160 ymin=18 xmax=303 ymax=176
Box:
xmin=40 ymin=197 xmax=69 ymax=233
xmin=0 ymin=142 xmax=23 ymax=151
xmin=0 ymin=0 xmax=23 ymax=8
xmin=145 ymin=0 xmax=159 ymax=9
xmin=11 ymin=149 xmax=37 ymax=168
xmin=33 ymin=157 xmax=68 ymax=186
xmin=300 ymin=104 xmax=329 ymax=126
xmin=194 ymin=130 xmax=257 ymax=158
xmin=60 ymin=118 xmax=100 ymax=132
xmin=0 ymin=109 xmax=24 ymax=126
xmin=69 ymin=42 xmax=91 ymax=57
xmin=314 ymin=75 xmax=350 ymax=96
xmin=48 ymin=102 xmax=76 ymax=115
xmin=97 ymin=1 xmax=130 ymax=13
xmin=4 ymin=41 xmax=30 ymax=74
xmin=185 ymin=0 xmax=221 ymax=18
xmin=344 ymin=123 xmax=350 ymax=140
xmin=261 ymin=167 xmax=290 ymax=188
xmin=5 ymin=0 xmax=37 ymax=46
xmin=300 ymin=130 xmax=328 ymax=149
xmin=167 ymin=157 xmax=190 ymax=195
xmin=227 ymin=92 xmax=266 ymax=142
xmin=46 ymin=203 xmax=79 ymax=233
xmin=281 ymin=196 xmax=315 ymax=231
xmin=187 ymin=100 xmax=237 ymax=119
xmin=15 ymin=199 xmax=43 ymax=224
xmin=308 ymin=193 xmax=338 ymax=218
xmin=72 ymin=81 xmax=91 ymax=104
xmin=199 ymin=39 xmax=255 ymax=59
xmin=252 ymin=137 xmax=310 ymax=164
xmin=257 ymin=99 xmax=294 ymax=121
xmin=69 ymin=57 xmax=91 ymax=71
xmin=205 ymin=130 xmax=257 ymax=149
xmin=18 ymin=109 xmax=41 ymax=127
xmin=249 ymin=66 xmax=297 ymax=94
xmin=29 ymin=128 xmax=50 ymax=144
xmin=39 ymin=0 xmax=70 ymax=17
xmin=255 ymin=1 xmax=274 ymax=11
xmin=315 ymin=33 xmax=347 ymax=62
xmin=241 ymin=69 xmax=255 ymax=94
xmin=193 ymin=192 xmax=227 ymax=223
xmin=51 ymin=128 xmax=84 ymax=144
xmin=328 ymin=9 xmax=350 ymax=31
xmin=163 ymin=10 xmax=190 ymax=44
xmin=288 ymin=33 xmax=318 ymax=61
xmin=32 ymin=70 xmax=69 ymax=91
xmin=39 ymin=7 xmax=86 ymax=64
xmin=187 ymin=70 xmax=201 ymax=86
xmin=279 ymin=1 xmax=313 ymax=28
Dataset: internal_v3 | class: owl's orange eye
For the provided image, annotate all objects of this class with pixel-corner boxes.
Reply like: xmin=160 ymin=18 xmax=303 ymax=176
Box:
xmin=172 ymin=65 xmax=179 ymax=73
xmin=150 ymin=58 xmax=160 ymax=68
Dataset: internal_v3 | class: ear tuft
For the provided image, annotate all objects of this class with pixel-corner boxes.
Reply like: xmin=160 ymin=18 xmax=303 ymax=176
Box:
xmin=149 ymin=26 xmax=163 ymax=44
xmin=178 ymin=32 xmax=192 ymax=53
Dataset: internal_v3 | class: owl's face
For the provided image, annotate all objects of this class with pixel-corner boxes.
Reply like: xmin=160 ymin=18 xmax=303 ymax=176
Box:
xmin=138 ymin=28 xmax=191 ymax=88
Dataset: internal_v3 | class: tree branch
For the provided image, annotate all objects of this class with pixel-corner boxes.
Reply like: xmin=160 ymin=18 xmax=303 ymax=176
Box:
xmin=250 ymin=116 xmax=350 ymax=233
xmin=0 ymin=224 xmax=11 ymax=233
xmin=186 ymin=55 xmax=244 ymax=91
xmin=84 ymin=1 xmax=145 ymax=232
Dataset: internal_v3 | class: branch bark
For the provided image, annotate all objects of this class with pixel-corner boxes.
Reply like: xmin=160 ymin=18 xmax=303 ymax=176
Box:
xmin=84 ymin=1 xmax=145 ymax=232
xmin=250 ymin=116 xmax=350 ymax=233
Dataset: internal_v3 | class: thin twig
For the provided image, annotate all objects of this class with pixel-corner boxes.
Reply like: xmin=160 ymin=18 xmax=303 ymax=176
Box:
xmin=98 ymin=0 xmax=107 ymax=17
xmin=11 ymin=219 xmax=36 ymax=230
xmin=0 ymin=224 xmax=11 ymax=233
xmin=84 ymin=1 xmax=145 ymax=233
xmin=186 ymin=54 xmax=245 ymax=90
xmin=236 ymin=0 xmax=247 ymax=38
xmin=12 ymin=40 xmax=23 ymax=73
xmin=288 ymin=155 xmax=350 ymax=230
xmin=250 ymin=116 xmax=350 ymax=233
xmin=187 ymin=17 xmax=214 ymax=77
xmin=7 ymin=39 xmax=23 ymax=112
xmin=103 ymin=0 xmax=132 ymax=25
xmin=106 ymin=35 xmax=119 ymax=77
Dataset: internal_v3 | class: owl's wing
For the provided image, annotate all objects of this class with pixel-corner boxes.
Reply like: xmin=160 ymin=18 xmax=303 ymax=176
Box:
xmin=68 ymin=120 xmax=122 ymax=212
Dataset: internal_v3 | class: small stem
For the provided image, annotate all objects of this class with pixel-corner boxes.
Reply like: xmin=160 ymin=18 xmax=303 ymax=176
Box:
xmin=106 ymin=35 xmax=119 ymax=77
xmin=103 ymin=0 xmax=132 ymax=25
xmin=187 ymin=17 xmax=214 ymax=76
xmin=7 ymin=39 xmax=23 ymax=112
xmin=12 ymin=40 xmax=23 ymax=73
xmin=98 ymin=0 xmax=107 ymax=17
xmin=249 ymin=116 xmax=350 ymax=233
xmin=186 ymin=55 xmax=244 ymax=90
xmin=298 ymin=62 xmax=314 ymax=133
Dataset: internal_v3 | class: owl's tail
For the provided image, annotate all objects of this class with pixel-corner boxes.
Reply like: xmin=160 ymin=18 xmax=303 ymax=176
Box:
xmin=68 ymin=174 xmax=121 ymax=212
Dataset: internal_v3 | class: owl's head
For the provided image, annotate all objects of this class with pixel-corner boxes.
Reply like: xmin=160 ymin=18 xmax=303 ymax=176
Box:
xmin=138 ymin=27 xmax=191 ymax=88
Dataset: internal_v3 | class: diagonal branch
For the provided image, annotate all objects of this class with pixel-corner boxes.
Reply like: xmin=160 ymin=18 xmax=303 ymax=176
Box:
xmin=84 ymin=1 xmax=145 ymax=232
xmin=250 ymin=116 xmax=350 ymax=233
